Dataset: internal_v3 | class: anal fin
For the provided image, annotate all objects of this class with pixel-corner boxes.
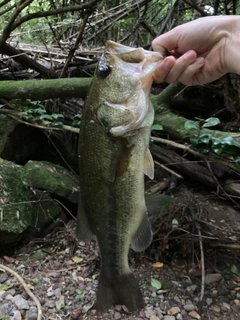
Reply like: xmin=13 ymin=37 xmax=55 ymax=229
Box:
xmin=76 ymin=200 xmax=94 ymax=242
xmin=131 ymin=211 xmax=153 ymax=252
xmin=144 ymin=148 xmax=154 ymax=179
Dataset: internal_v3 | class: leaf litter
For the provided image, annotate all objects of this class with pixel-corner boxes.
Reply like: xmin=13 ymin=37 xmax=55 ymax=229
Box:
xmin=0 ymin=190 xmax=240 ymax=319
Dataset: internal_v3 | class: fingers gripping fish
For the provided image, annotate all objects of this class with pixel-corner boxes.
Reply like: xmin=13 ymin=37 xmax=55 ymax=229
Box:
xmin=76 ymin=41 xmax=163 ymax=312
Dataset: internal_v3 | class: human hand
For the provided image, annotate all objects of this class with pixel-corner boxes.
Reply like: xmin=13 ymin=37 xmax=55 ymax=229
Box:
xmin=152 ymin=15 xmax=240 ymax=85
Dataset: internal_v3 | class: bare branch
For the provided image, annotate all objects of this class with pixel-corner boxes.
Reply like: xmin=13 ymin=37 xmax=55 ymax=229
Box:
xmin=0 ymin=0 xmax=34 ymax=47
xmin=87 ymin=0 xmax=147 ymax=42
xmin=0 ymin=3 xmax=15 ymax=17
xmin=60 ymin=12 xmax=91 ymax=78
xmin=182 ymin=0 xmax=209 ymax=16
xmin=0 ymin=0 xmax=12 ymax=10
xmin=11 ymin=0 xmax=100 ymax=32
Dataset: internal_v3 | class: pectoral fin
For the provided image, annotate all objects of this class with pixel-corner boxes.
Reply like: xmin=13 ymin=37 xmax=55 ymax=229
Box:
xmin=109 ymin=142 xmax=134 ymax=182
xmin=76 ymin=200 xmax=94 ymax=242
xmin=131 ymin=210 xmax=153 ymax=252
xmin=144 ymin=148 xmax=154 ymax=179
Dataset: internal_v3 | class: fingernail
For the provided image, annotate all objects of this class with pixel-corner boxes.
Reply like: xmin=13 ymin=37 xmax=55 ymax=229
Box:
xmin=184 ymin=50 xmax=197 ymax=61
xmin=163 ymin=56 xmax=176 ymax=68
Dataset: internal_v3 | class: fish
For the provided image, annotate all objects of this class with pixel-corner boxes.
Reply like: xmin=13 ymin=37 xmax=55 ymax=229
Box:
xmin=76 ymin=40 xmax=163 ymax=312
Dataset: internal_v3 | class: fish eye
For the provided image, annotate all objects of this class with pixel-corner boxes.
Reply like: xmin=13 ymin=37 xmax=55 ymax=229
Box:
xmin=98 ymin=65 xmax=111 ymax=78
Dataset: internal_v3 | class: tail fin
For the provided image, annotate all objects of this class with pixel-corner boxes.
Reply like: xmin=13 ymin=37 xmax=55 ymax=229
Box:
xmin=95 ymin=273 xmax=144 ymax=312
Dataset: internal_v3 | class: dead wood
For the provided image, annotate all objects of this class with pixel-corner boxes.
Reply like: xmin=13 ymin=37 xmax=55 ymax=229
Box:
xmin=150 ymin=144 xmax=217 ymax=187
xmin=1 ymin=42 xmax=57 ymax=78
xmin=150 ymin=144 xmax=240 ymax=199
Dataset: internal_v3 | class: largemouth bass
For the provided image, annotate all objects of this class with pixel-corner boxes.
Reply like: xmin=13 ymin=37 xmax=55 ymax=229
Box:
xmin=76 ymin=41 xmax=163 ymax=312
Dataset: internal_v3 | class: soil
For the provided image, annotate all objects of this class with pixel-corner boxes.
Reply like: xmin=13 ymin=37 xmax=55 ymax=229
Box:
xmin=0 ymin=192 xmax=240 ymax=320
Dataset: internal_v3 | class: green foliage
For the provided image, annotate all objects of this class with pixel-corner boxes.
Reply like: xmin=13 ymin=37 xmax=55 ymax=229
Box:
xmin=1 ymin=0 xmax=238 ymax=47
xmin=75 ymin=289 xmax=87 ymax=300
xmin=0 ymin=284 xmax=11 ymax=291
xmin=171 ymin=218 xmax=178 ymax=229
xmin=112 ymin=17 xmax=134 ymax=30
xmin=72 ymin=114 xmax=81 ymax=127
xmin=185 ymin=117 xmax=220 ymax=131
xmin=184 ymin=120 xmax=199 ymax=130
xmin=186 ymin=116 xmax=240 ymax=166
xmin=32 ymin=277 xmax=39 ymax=284
xmin=190 ymin=133 xmax=240 ymax=156
xmin=21 ymin=100 xmax=64 ymax=126
xmin=60 ymin=303 xmax=69 ymax=310
xmin=230 ymin=264 xmax=238 ymax=274
xmin=152 ymin=124 xmax=163 ymax=131
xmin=202 ymin=117 xmax=221 ymax=128
xmin=235 ymin=157 xmax=240 ymax=169
xmin=151 ymin=278 xmax=162 ymax=290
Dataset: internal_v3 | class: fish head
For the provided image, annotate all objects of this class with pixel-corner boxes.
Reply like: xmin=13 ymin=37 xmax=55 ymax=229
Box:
xmin=92 ymin=41 xmax=164 ymax=135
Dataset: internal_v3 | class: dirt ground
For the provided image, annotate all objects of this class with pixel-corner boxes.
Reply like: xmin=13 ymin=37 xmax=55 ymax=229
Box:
xmin=0 ymin=191 xmax=240 ymax=320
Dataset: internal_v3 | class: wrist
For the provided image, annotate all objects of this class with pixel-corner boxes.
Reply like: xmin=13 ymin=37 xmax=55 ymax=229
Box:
xmin=225 ymin=16 xmax=240 ymax=75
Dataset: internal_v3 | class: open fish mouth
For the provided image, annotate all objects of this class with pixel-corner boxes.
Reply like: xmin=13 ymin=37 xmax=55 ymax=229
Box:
xmin=106 ymin=40 xmax=163 ymax=81
xmin=103 ymin=41 xmax=163 ymax=136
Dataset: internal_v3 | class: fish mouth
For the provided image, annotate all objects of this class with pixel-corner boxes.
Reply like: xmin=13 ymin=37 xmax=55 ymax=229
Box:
xmin=105 ymin=40 xmax=163 ymax=82
xmin=105 ymin=41 xmax=163 ymax=136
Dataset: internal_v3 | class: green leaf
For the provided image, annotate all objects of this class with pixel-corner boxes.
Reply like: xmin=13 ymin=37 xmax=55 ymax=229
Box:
xmin=202 ymin=117 xmax=220 ymax=128
xmin=197 ymin=146 xmax=210 ymax=154
xmin=51 ymin=121 xmax=63 ymax=127
xmin=235 ymin=157 xmax=240 ymax=168
xmin=29 ymin=100 xmax=39 ymax=105
xmin=73 ymin=114 xmax=82 ymax=119
xmin=32 ymin=277 xmax=39 ymax=284
xmin=217 ymin=136 xmax=234 ymax=145
xmin=211 ymin=145 xmax=223 ymax=155
xmin=21 ymin=114 xmax=34 ymax=120
xmin=72 ymin=273 xmax=78 ymax=281
xmin=171 ymin=218 xmax=178 ymax=229
xmin=190 ymin=134 xmax=199 ymax=146
xmin=0 ymin=284 xmax=11 ymax=290
xmin=211 ymin=137 xmax=221 ymax=146
xmin=222 ymin=145 xmax=238 ymax=156
xmin=232 ymin=140 xmax=240 ymax=149
xmin=51 ymin=114 xmax=64 ymax=119
xmin=151 ymin=278 xmax=162 ymax=290
xmin=184 ymin=120 xmax=199 ymax=130
xmin=72 ymin=119 xmax=81 ymax=126
xmin=199 ymin=134 xmax=212 ymax=145
xmin=38 ymin=114 xmax=53 ymax=120
xmin=230 ymin=264 xmax=238 ymax=274
xmin=34 ymin=107 xmax=46 ymax=114
xmin=151 ymin=124 xmax=163 ymax=131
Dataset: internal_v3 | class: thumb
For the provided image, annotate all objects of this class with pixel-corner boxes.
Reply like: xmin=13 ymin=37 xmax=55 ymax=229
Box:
xmin=152 ymin=30 xmax=180 ymax=52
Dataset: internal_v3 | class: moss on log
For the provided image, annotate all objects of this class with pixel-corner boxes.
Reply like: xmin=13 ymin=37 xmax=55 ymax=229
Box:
xmin=0 ymin=77 xmax=92 ymax=100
